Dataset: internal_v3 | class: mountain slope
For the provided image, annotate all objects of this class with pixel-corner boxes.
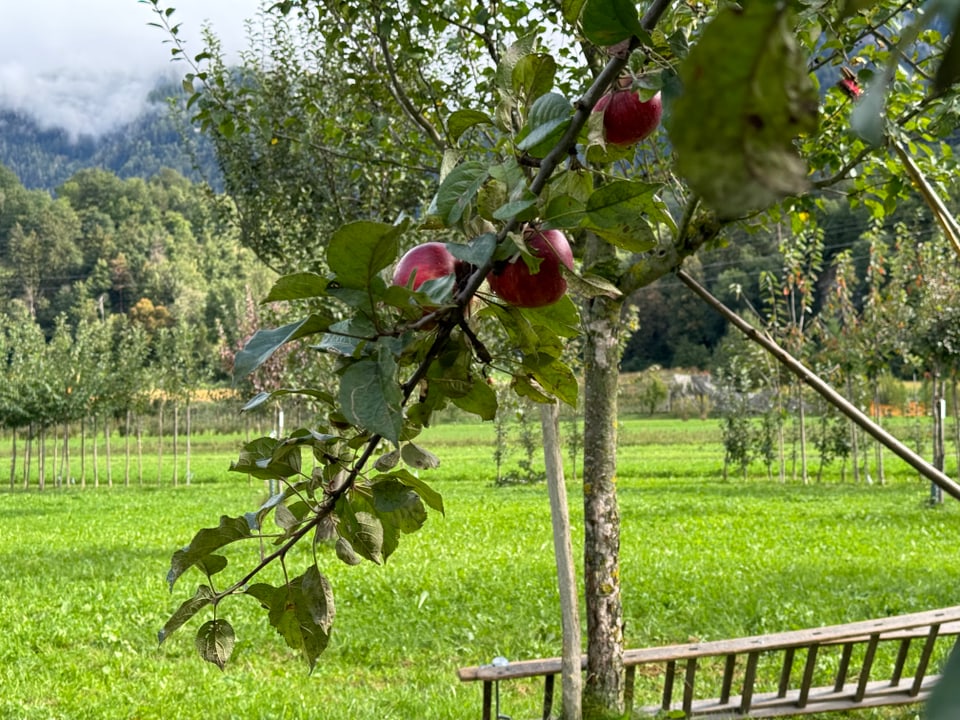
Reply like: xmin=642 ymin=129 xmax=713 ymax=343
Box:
xmin=0 ymin=92 xmax=221 ymax=191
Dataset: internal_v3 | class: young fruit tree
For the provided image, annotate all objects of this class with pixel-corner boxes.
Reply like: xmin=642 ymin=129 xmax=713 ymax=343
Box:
xmin=150 ymin=0 xmax=960 ymax=716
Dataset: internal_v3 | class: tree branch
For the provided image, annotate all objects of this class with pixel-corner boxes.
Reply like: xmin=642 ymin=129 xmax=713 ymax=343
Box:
xmin=677 ymin=268 xmax=960 ymax=503
xmin=375 ymin=22 xmax=447 ymax=150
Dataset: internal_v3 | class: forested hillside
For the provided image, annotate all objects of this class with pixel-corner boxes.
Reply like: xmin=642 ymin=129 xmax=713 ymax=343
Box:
xmin=0 ymin=162 xmax=271 ymax=372
xmin=0 ymin=82 xmax=221 ymax=192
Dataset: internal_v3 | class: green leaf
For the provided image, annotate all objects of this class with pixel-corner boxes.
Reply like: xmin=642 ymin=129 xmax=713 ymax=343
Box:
xmin=926 ymin=639 xmax=960 ymax=719
xmin=371 ymin=479 xmax=428 ymax=533
xmin=229 ymin=436 xmax=301 ymax=480
xmin=400 ymin=443 xmax=440 ymax=470
xmin=492 ymin=195 xmax=539 ymax=221
xmin=338 ymin=344 xmax=403 ymax=444
xmin=263 ymin=272 xmax=329 ymax=302
xmin=583 ymin=180 xmax=668 ymax=252
xmin=850 ymin=74 xmax=888 ymax=147
xmin=562 ymin=0 xmax=588 ymax=24
xmin=513 ymin=374 xmax=554 ymax=403
xmin=233 ymin=314 xmax=333 ymax=382
xmin=195 ymin=555 xmax=228 ymax=577
xmin=450 ymin=377 xmax=499 ymax=421
xmin=301 ymin=565 xmax=336 ymax=635
xmin=563 ymin=267 xmax=623 ymax=301
xmin=448 ymin=109 xmax=493 ymax=141
xmin=517 ymin=93 xmax=573 ymax=157
xmin=669 ymin=4 xmax=819 ymax=218
xmin=195 ymin=619 xmax=235 ymax=671
xmin=541 ymin=194 xmax=586 ymax=230
xmin=433 ymin=161 xmax=489 ymax=226
xmin=522 ymin=294 xmax=583 ymax=338
xmin=446 ymin=233 xmax=496 ymax=268
xmin=248 ymin=578 xmax=330 ymax=671
xmin=526 ymin=356 xmax=579 ymax=407
xmin=336 ymin=497 xmax=385 ymax=564
xmin=512 ymin=53 xmax=557 ymax=104
xmin=158 ymin=585 xmax=216 ymax=645
xmin=581 ymin=0 xmax=648 ymax=47
xmin=497 ymin=34 xmax=538 ymax=97
xmin=382 ymin=468 xmax=445 ymax=515
xmin=840 ymin=0 xmax=875 ymax=19
xmin=168 ymin=515 xmax=256 ymax=591
xmin=315 ymin=317 xmax=377 ymax=358
xmin=374 ymin=448 xmax=401 ymax=472
xmin=327 ymin=220 xmax=404 ymax=290
xmin=335 ymin=537 xmax=362 ymax=565
xmin=934 ymin=11 xmax=960 ymax=95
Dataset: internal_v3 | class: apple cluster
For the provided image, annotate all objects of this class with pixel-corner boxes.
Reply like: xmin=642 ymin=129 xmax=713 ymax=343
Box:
xmin=391 ymin=226 xmax=573 ymax=311
xmin=391 ymin=76 xmax=662 ymax=314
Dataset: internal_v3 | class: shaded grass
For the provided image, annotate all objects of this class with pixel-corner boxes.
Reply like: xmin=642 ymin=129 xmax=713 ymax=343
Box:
xmin=0 ymin=418 xmax=957 ymax=719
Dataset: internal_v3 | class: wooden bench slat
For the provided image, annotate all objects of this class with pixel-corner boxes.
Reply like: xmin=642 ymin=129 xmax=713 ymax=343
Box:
xmin=891 ymin=637 xmax=912 ymax=685
xmin=854 ymin=633 xmax=881 ymax=702
xmin=833 ymin=642 xmax=853 ymax=692
xmin=910 ymin=623 xmax=941 ymax=697
xmin=458 ymin=607 xmax=960 ymax=719
xmin=777 ymin=647 xmax=794 ymax=698
xmin=645 ymin=675 xmax=942 ymax=719
xmin=740 ymin=651 xmax=760 ymax=714
xmin=721 ymin=653 xmax=737 ymax=703
xmin=456 ymin=611 xmax=960 ymax=683
xmin=683 ymin=658 xmax=698 ymax=716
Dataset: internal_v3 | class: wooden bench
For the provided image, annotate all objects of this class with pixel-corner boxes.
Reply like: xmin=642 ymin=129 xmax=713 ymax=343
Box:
xmin=457 ymin=606 xmax=960 ymax=719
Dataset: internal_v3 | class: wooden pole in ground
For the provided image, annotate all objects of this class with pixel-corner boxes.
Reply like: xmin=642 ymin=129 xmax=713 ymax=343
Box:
xmin=540 ymin=400 xmax=582 ymax=720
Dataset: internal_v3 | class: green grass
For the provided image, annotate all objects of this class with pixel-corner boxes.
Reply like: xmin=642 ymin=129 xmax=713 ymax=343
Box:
xmin=0 ymin=418 xmax=957 ymax=719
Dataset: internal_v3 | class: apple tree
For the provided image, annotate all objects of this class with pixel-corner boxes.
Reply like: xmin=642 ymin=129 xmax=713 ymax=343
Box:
xmin=151 ymin=0 xmax=960 ymax=716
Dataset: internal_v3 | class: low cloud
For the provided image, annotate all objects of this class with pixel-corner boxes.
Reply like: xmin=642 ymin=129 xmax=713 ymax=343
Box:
xmin=0 ymin=0 xmax=260 ymax=137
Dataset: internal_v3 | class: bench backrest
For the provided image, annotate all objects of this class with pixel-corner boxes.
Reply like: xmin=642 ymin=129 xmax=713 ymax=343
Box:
xmin=458 ymin=605 xmax=960 ymax=719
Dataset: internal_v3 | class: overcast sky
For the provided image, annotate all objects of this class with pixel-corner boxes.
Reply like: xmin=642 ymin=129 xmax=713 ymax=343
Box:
xmin=0 ymin=0 xmax=262 ymax=136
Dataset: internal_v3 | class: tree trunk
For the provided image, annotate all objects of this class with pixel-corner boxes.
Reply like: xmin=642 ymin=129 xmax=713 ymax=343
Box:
xmin=186 ymin=400 xmax=192 ymax=485
xmin=136 ymin=413 xmax=144 ymax=486
xmin=932 ymin=374 xmax=946 ymax=505
xmin=52 ymin=424 xmax=59 ymax=488
xmin=157 ymin=401 xmax=165 ymax=486
xmin=62 ymin=421 xmax=70 ymax=486
xmin=540 ymin=401 xmax=582 ymax=720
xmin=847 ymin=377 xmax=860 ymax=484
xmin=105 ymin=415 xmax=113 ymax=488
xmin=797 ymin=382 xmax=808 ymax=484
xmin=124 ymin=410 xmax=131 ymax=487
xmin=776 ymin=382 xmax=786 ymax=483
xmin=93 ymin=415 xmax=100 ymax=488
xmin=952 ymin=375 xmax=959 ymax=482
xmin=581 ymin=292 xmax=625 ymax=717
xmin=80 ymin=418 xmax=87 ymax=489
xmin=872 ymin=380 xmax=885 ymax=485
xmin=173 ymin=402 xmax=180 ymax=487
xmin=9 ymin=428 xmax=17 ymax=489
xmin=38 ymin=427 xmax=45 ymax=491
xmin=23 ymin=425 xmax=32 ymax=489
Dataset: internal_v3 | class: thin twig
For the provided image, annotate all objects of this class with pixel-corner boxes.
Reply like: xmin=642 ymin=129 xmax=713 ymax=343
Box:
xmin=677 ymin=268 xmax=960 ymax=502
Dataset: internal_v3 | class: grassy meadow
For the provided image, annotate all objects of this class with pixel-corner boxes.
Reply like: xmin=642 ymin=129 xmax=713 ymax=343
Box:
xmin=0 ymin=417 xmax=958 ymax=719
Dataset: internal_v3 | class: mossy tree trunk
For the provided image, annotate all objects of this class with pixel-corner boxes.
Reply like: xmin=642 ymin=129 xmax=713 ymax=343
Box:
xmin=581 ymin=288 xmax=625 ymax=717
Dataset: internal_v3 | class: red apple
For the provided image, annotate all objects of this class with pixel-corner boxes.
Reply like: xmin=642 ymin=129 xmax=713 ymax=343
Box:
xmin=392 ymin=242 xmax=457 ymax=290
xmin=594 ymin=88 xmax=662 ymax=146
xmin=487 ymin=227 xmax=574 ymax=308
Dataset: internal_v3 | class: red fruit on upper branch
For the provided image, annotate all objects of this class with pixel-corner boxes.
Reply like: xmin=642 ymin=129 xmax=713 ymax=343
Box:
xmin=487 ymin=227 xmax=574 ymax=309
xmin=838 ymin=67 xmax=862 ymax=100
xmin=392 ymin=242 xmax=457 ymax=290
xmin=594 ymin=88 xmax=662 ymax=146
